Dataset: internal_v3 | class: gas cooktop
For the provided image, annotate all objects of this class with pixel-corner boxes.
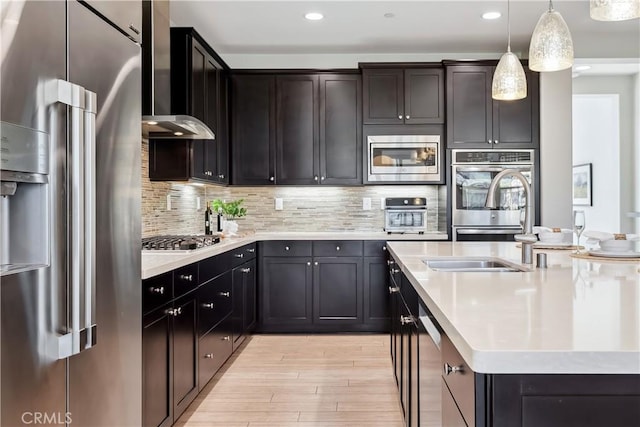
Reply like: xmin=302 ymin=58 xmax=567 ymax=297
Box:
xmin=142 ymin=234 xmax=221 ymax=252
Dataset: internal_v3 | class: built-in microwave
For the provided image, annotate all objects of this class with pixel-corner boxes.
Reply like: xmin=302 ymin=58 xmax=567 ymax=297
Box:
xmin=367 ymin=135 xmax=442 ymax=183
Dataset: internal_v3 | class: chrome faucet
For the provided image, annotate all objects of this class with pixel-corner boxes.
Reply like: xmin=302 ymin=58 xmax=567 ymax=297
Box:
xmin=485 ymin=169 xmax=537 ymax=265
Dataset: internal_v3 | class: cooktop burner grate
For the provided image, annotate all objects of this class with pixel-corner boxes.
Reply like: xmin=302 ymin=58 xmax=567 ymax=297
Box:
xmin=142 ymin=234 xmax=220 ymax=251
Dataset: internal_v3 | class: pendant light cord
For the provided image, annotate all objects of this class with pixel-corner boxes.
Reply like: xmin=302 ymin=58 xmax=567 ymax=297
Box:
xmin=507 ymin=0 xmax=511 ymax=51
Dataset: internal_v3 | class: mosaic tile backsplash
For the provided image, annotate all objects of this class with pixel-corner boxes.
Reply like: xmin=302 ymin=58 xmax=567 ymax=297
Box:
xmin=142 ymin=140 xmax=448 ymax=237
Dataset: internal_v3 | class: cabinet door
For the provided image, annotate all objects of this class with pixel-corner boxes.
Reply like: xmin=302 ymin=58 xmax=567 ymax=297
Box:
xmin=191 ymin=42 xmax=206 ymax=122
xmin=404 ymin=68 xmax=444 ymax=124
xmin=231 ymin=74 xmax=276 ymax=185
xmin=313 ymin=257 xmax=363 ymax=325
xmin=202 ymin=56 xmax=219 ymax=180
xmin=142 ymin=308 xmax=173 ymax=427
xmin=364 ymin=257 xmax=390 ymax=330
xmin=446 ymin=66 xmax=493 ymax=148
xmin=442 ymin=380 xmax=468 ymax=427
xmin=493 ymin=69 xmax=540 ymax=148
xmin=276 ymin=75 xmax=319 ymax=185
xmin=261 ymin=257 xmax=313 ymax=326
xmin=231 ymin=259 xmax=256 ymax=350
xmin=409 ymin=321 xmax=419 ymax=427
xmin=400 ymin=299 xmax=411 ymax=422
xmin=215 ymin=73 xmax=229 ymax=183
xmin=243 ymin=259 xmax=257 ymax=333
xmin=149 ymin=140 xmax=191 ymax=181
xmin=363 ymin=69 xmax=404 ymax=124
xmin=319 ymin=74 xmax=362 ymax=185
xmin=198 ymin=314 xmax=233 ymax=390
xmin=231 ymin=265 xmax=244 ymax=348
xmin=172 ymin=296 xmax=198 ymax=420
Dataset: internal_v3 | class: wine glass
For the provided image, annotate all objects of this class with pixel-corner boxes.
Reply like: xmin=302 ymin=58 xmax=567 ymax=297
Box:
xmin=573 ymin=210 xmax=586 ymax=254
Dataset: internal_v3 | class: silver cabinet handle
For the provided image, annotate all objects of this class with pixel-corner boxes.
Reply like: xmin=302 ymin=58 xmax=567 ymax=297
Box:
xmin=219 ymin=291 xmax=230 ymax=297
xmin=383 ymin=246 xmax=387 ymax=251
xmin=204 ymin=353 xmax=214 ymax=359
xmin=444 ymin=362 xmax=464 ymax=375
xmin=494 ymin=139 xmax=499 ymax=144
xmin=314 ymin=261 xmax=319 ymax=266
xmin=314 ymin=175 xmax=318 ymax=181
xmin=246 ymin=248 xmax=255 ymax=253
xmin=307 ymin=262 xmax=311 ymax=266
xmin=222 ymin=336 xmax=230 ymax=341
xmin=149 ymin=286 xmax=164 ymax=295
xmin=336 ymin=246 xmax=340 ymax=251
xmin=391 ymin=268 xmax=400 ymax=274
xmin=218 ymin=174 xmax=225 ymax=179
xmin=388 ymin=286 xmax=400 ymax=294
xmin=321 ymin=176 xmax=325 ymax=181
xmin=269 ymin=176 xmax=275 ymax=182
xmin=387 ymin=260 xmax=395 ymax=266
xmin=406 ymin=115 xmax=411 ymax=120
xmin=285 ymin=246 xmax=290 ymax=251
xmin=201 ymin=302 xmax=214 ymax=309
xmin=241 ymin=268 xmax=251 ymax=273
xmin=398 ymin=115 xmax=403 ymax=119
xmin=400 ymin=315 xmax=415 ymax=325
xmin=165 ymin=307 xmax=181 ymax=317
xmin=179 ymin=274 xmax=193 ymax=281
xmin=488 ymin=140 xmax=492 ymax=144
xmin=234 ymin=253 xmax=244 ymax=258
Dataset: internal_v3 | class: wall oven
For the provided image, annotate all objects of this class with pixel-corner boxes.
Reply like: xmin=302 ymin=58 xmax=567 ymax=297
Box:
xmin=451 ymin=149 xmax=535 ymax=241
xmin=367 ymin=135 xmax=442 ymax=182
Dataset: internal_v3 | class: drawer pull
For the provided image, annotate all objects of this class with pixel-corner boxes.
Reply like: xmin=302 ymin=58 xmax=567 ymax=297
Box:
xmin=204 ymin=353 xmax=214 ymax=359
xmin=314 ymin=261 xmax=318 ymax=266
xmin=444 ymin=362 xmax=464 ymax=375
xmin=218 ymin=291 xmax=230 ymax=298
xmin=222 ymin=336 xmax=230 ymax=341
xmin=179 ymin=274 xmax=193 ymax=282
xmin=336 ymin=246 xmax=340 ymax=251
xmin=246 ymin=248 xmax=255 ymax=253
xmin=400 ymin=315 xmax=415 ymax=325
xmin=241 ymin=268 xmax=251 ymax=273
xmin=307 ymin=262 xmax=311 ymax=266
xmin=390 ymin=268 xmax=400 ymax=274
xmin=285 ymin=246 xmax=290 ymax=251
xmin=165 ymin=307 xmax=181 ymax=317
xmin=383 ymin=246 xmax=387 ymax=251
xmin=388 ymin=286 xmax=400 ymax=294
xmin=149 ymin=286 xmax=164 ymax=295
xmin=387 ymin=259 xmax=395 ymax=266
xmin=201 ymin=302 xmax=214 ymax=309
xmin=234 ymin=253 xmax=244 ymax=258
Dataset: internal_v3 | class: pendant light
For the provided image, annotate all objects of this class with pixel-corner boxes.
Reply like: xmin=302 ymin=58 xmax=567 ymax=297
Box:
xmin=590 ymin=0 xmax=640 ymax=21
xmin=492 ymin=0 xmax=527 ymax=100
xmin=528 ymin=0 xmax=574 ymax=72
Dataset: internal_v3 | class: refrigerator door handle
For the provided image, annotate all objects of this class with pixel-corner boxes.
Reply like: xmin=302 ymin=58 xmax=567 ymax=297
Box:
xmin=47 ymin=79 xmax=97 ymax=358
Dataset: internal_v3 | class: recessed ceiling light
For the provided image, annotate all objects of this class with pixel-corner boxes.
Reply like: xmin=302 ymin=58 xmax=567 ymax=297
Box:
xmin=174 ymin=131 xmax=184 ymax=136
xmin=482 ymin=11 xmax=502 ymax=20
xmin=384 ymin=12 xmax=395 ymax=18
xmin=574 ymin=65 xmax=592 ymax=71
xmin=145 ymin=120 xmax=158 ymax=126
xmin=304 ymin=12 xmax=323 ymax=21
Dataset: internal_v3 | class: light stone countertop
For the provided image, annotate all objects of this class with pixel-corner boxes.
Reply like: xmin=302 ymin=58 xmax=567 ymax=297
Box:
xmin=387 ymin=241 xmax=640 ymax=375
xmin=141 ymin=231 xmax=448 ymax=279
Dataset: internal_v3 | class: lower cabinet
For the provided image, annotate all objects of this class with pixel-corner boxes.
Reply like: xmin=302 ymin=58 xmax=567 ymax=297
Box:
xmin=198 ymin=314 xmax=233 ymax=389
xmin=171 ymin=295 xmax=199 ymax=419
xmin=232 ymin=258 xmax=257 ymax=350
xmin=142 ymin=307 xmax=173 ymax=427
xmin=313 ymin=257 xmax=363 ymax=325
xmin=261 ymin=256 xmax=313 ymax=326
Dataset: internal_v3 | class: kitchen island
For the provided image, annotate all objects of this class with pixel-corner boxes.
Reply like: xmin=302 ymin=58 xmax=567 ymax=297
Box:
xmin=387 ymin=241 xmax=640 ymax=426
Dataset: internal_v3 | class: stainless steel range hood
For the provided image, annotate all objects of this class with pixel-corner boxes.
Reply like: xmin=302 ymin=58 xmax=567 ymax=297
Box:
xmin=141 ymin=0 xmax=215 ymax=140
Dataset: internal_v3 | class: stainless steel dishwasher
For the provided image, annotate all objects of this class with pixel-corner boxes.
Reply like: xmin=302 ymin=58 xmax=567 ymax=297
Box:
xmin=418 ymin=304 xmax=443 ymax=426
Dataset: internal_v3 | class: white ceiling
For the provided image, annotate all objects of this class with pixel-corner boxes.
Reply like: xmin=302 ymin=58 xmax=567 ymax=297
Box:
xmin=170 ymin=0 xmax=640 ymax=70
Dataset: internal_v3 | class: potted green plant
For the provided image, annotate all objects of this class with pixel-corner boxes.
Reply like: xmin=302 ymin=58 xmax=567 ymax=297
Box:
xmin=211 ymin=199 xmax=246 ymax=235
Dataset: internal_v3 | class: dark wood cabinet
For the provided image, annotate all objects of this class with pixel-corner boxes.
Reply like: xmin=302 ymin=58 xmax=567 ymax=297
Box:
xmin=198 ymin=314 xmax=233 ymax=390
xmin=363 ymin=67 xmax=444 ymax=125
xmin=313 ymin=257 xmax=363 ymax=325
xmin=261 ymin=256 xmax=314 ymax=326
xmin=142 ymin=308 xmax=172 ymax=427
xmin=364 ymin=257 xmax=390 ymax=329
xmin=446 ymin=64 xmax=539 ymax=149
xmin=149 ymin=28 xmax=229 ymax=184
xmin=171 ymin=295 xmax=198 ymax=420
xmin=232 ymin=258 xmax=256 ymax=350
xmin=230 ymin=74 xmax=276 ymax=185
xmin=231 ymin=72 xmax=362 ymax=185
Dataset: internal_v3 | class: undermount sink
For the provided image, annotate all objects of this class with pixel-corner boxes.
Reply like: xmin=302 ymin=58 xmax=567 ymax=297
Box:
xmin=423 ymin=257 xmax=530 ymax=272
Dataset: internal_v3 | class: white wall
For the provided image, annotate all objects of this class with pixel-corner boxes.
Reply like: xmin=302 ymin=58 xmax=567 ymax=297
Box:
xmin=573 ymin=74 xmax=637 ymax=233
xmin=539 ymin=70 xmax=573 ymax=229
xmin=572 ymin=94 xmax=620 ymax=232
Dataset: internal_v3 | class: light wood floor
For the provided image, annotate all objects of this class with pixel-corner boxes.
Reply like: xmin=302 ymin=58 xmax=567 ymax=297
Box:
xmin=175 ymin=334 xmax=404 ymax=427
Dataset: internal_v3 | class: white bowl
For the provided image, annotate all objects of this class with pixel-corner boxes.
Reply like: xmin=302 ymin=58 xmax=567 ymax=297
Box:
xmin=599 ymin=239 xmax=633 ymax=252
xmin=538 ymin=230 xmax=572 ymax=244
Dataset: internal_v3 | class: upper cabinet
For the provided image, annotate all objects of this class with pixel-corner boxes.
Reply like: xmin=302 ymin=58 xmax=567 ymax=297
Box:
xmin=149 ymin=28 xmax=229 ymax=184
xmin=362 ymin=67 xmax=445 ymax=125
xmin=231 ymin=72 xmax=362 ymax=185
xmin=446 ymin=64 xmax=540 ymax=149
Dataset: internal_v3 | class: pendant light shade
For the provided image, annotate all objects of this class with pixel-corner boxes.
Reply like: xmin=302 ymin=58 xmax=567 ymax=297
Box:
xmin=590 ymin=0 xmax=640 ymax=21
xmin=528 ymin=1 xmax=574 ymax=72
xmin=492 ymin=0 xmax=527 ymax=100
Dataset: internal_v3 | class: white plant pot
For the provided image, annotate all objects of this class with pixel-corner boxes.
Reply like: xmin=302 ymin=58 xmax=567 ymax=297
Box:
xmin=222 ymin=219 xmax=238 ymax=236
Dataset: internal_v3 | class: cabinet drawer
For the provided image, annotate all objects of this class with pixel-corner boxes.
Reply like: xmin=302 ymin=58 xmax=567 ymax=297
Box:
xmin=198 ymin=271 xmax=232 ymax=335
xmin=198 ymin=314 xmax=233 ymax=390
xmin=313 ymin=240 xmax=363 ymax=257
xmin=174 ymin=263 xmax=198 ymax=297
xmin=260 ymin=241 xmax=312 ymax=257
xmin=199 ymin=252 xmax=231 ymax=284
xmin=364 ymin=240 xmax=388 ymax=257
xmin=229 ymin=243 xmax=256 ymax=267
xmin=442 ymin=334 xmax=475 ymax=426
xmin=142 ymin=272 xmax=173 ymax=315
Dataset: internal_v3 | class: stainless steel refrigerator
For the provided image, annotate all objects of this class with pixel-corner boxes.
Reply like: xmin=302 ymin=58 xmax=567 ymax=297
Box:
xmin=1 ymin=1 xmax=142 ymax=425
